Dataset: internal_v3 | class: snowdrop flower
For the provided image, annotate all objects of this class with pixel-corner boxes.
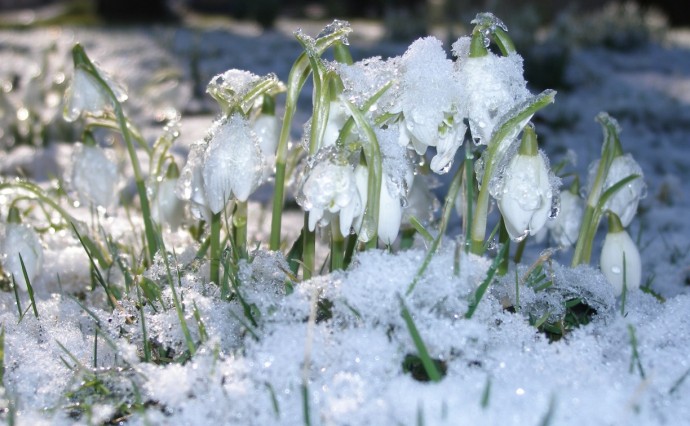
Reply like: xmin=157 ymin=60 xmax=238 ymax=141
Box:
xmin=151 ymin=164 xmax=186 ymax=231
xmin=496 ymin=127 xmax=554 ymax=241
xmin=399 ymin=37 xmax=465 ymax=173
xmin=202 ymin=114 xmax=265 ymax=214
xmin=452 ymin=36 xmax=531 ymax=146
xmin=322 ymin=100 xmax=351 ymax=148
xmin=1 ymin=218 xmax=43 ymax=291
xmin=545 ymin=189 xmax=584 ymax=247
xmin=353 ymin=165 xmax=410 ymax=246
xmin=252 ymin=112 xmax=280 ymax=179
xmin=600 ymin=213 xmax=641 ymax=296
xmin=587 ymin=153 xmax=645 ymax=227
xmin=297 ymin=150 xmax=362 ymax=236
xmin=68 ymin=141 xmax=119 ymax=210
xmin=63 ymin=51 xmax=128 ymax=122
xmin=177 ymin=140 xmax=212 ymax=222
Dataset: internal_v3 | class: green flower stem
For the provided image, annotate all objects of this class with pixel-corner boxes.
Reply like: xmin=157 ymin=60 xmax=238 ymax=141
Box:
xmin=209 ymin=212 xmax=221 ymax=285
xmin=330 ymin=218 xmax=345 ymax=272
xmin=469 ymin=91 xmax=555 ymax=255
xmin=302 ymin=217 xmax=316 ymax=280
xmin=72 ymin=44 xmax=158 ymax=263
xmin=269 ymin=24 xmax=352 ymax=251
xmin=233 ymin=200 xmax=248 ymax=260
xmin=498 ymin=218 xmax=510 ymax=275
xmin=571 ymin=113 xmax=620 ymax=266
xmin=342 ymin=100 xmax=382 ymax=244
xmin=464 ymin=142 xmax=475 ymax=253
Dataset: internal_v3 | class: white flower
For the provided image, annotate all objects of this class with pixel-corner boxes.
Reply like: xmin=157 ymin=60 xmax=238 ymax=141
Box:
xmin=452 ymin=37 xmax=531 ymax=146
xmin=1 ymin=224 xmax=43 ymax=291
xmin=600 ymin=216 xmax=641 ymax=296
xmin=176 ymin=140 xmax=212 ymax=222
xmin=152 ymin=178 xmax=186 ymax=231
xmin=63 ymin=67 xmax=127 ymax=122
xmin=353 ymin=165 xmax=406 ymax=245
xmin=68 ymin=143 xmax=119 ymax=209
xmin=588 ymin=154 xmax=646 ymax=227
xmin=202 ymin=114 xmax=265 ymax=213
xmin=298 ymin=156 xmax=362 ymax=236
xmin=322 ymin=101 xmax=351 ymax=148
xmin=546 ymin=190 xmax=584 ymax=247
xmin=251 ymin=113 xmax=281 ymax=179
xmin=497 ymin=151 xmax=553 ymax=241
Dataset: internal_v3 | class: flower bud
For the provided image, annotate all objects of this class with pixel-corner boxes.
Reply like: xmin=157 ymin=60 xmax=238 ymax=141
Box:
xmin=546 ymin=189 xmax=583 ymax=247
xmin=496 ymin=127 xmax=554 ymax=241
xmin=1 ymin=223 xmax=43 ymax=291
xmin=600 ymin=213 xmax=641 ymax=296
xmin=68 ymin=143 xmax=119 ymax=210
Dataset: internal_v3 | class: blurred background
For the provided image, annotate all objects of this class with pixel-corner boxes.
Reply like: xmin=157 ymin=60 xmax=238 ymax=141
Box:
xmin=0 ymin=0 xmax=685 ymax=30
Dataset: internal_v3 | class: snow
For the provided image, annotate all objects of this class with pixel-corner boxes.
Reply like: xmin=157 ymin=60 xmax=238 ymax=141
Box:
xmin=1 ymin=15 xmax=690 ymax=426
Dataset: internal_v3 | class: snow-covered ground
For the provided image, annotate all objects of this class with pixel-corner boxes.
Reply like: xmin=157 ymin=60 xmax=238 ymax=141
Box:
xmin=0 ymin=14 xmax=689 ymax=425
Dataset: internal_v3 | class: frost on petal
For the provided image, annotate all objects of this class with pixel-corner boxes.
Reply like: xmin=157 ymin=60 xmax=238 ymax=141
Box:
xmin=400 ymin=37 xmax=459 ymax=149
xmin=600 ymin=229 xmax=642 ymax=296
xmin=1 ymin=224 xmax=43 ymax=291
xmin=497 ymin=153 xmax=553 ymax=241
xmin=454 ymin=43 xmax=531 ymax=145
xmin=203 ymin=115 xmax=264 ymax=212
xmin=68 ymin=143 xmax=119 ymax=209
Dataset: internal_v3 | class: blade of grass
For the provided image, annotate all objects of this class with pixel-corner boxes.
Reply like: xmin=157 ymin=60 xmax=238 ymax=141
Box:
xmin=70 ymin=222 xmax=115 ymax=309
xmin=398 ymin=294 xmax=442 ymax=382
xmin=18 ymin=253 xmax=39 ymax=318
xmin=465 ymin=243 xmax=507 ymax=319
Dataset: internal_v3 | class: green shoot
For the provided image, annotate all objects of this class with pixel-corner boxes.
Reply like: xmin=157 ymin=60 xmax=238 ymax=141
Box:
xmin=18 ymin=254 xmax=39 ymax=319
xmin=465 ymin=243 xmax=508 ymax=319
xmin=70 ymin=223 xmax=116 ymax=309
xmin=628 ymin=324 xmax=645 ymax=379
xmin=481 ymin=376 xmax=491 ymax=409
xmin=398 ymin=295 xmax=443 ymax=382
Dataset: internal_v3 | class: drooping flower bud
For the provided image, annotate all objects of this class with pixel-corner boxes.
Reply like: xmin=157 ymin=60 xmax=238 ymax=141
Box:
xmin=63 ymin=44 xmax=128 ymax=122
xmin=600 ymin=213 xmax=641 ymax=296
xmin=297 ymin=149 xmax=362 ymax=237
xmin=67 ymin=142 xmax=120 ymax=210
xmin=1 ymin=212 xmax=43 ymax=292
xmin=496 ymin=126 xmax=554 ymax=241
xmin=151 ymin=163 xmax=186 ymax=231
xmin=546 ymin=187 xmax=584 ymax=248
xmin=587 ymin=153 xmax=646 ymax=227
xmin=202 ymin=114 xmax=265 ymax=213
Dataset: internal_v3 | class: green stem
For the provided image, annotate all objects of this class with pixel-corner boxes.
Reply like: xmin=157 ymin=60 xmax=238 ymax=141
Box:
xmin=330 ymin=219 xmax=345 ymax=272
xmin=469 ymin=91 xmax=556 ymax=254
xmin=210 ymin=212 xmax=221 ymax=285
xmin=72 ymin=44 xmax=158 ymax=262
xmin=233 ymin=201 xmax=248 ymax=260
xmin=302 ymin=217 xmax=316 ymax=280
xmin=498 ymin=219 xmax=510 ymax=275
xmin=269 ymin=25 xmax=352 ymax=251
